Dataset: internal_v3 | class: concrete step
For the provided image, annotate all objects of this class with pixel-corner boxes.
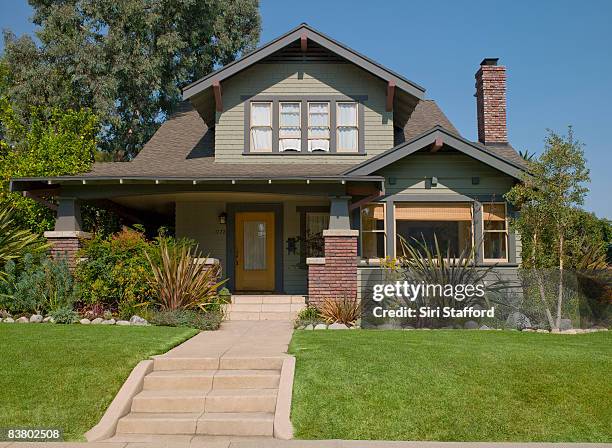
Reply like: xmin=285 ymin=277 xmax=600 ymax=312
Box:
xmin=116 ymin=412 xmax=199 ymax=434
xmin=144 ymin=370 xmax=215 ymax=390
xmin=196 ymin=412 xmax=274 ymax=436
xmin=153 ymin=357 xmax=218 ymax=371
xmin=219 ymin=356 xmax=284 ymax=370
xmin=226 ymin=311 xmax=300 ymax=321
xmin=131 ymin=389 xmax=206 ymax=413
xmin=213 ymin=369 xmax=280 ymax=389
xmin=205 ymin=389 xmax=277 ymax=413
xmin=231 ymin=295 xmax=306 ymax=305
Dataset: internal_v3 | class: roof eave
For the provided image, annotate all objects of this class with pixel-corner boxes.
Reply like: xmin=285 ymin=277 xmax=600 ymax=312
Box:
xmin=182 ymin=23 xmax=425 ymax=101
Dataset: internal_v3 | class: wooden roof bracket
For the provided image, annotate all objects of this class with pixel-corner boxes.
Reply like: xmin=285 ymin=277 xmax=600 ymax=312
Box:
xmin=386 ymin=80 xmax=396 ymax=112
xmin=300 ymin=32 xmax=307 ymax=52
xmin=213 ymin=80 xmax=223 ymax=112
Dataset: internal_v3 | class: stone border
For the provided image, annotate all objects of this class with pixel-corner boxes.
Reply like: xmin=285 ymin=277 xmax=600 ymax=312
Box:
xmin=85 ymin=359 xmax=153 ymax=442
xmin=43 ymin=230 xmax=92 ymax=238
xmin=322 ymin=229 xmax=359 ymax=237
xmin=273 ymin=356 xmax=295 ymax=440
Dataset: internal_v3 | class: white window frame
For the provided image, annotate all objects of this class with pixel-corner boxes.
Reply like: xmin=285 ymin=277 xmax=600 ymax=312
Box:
xmin=278 ymin=101 xmax=301 ymax=152
xmin=307 ymin=101 xmax=330 ymax=152
xmin=360 ymin=203 xmax=386 ymax=260
xmin=336 ymin=101 xmax=359 ymax=153
xmin=482 ymin=202 xmax=509 ymax=263
xmin=249 ymin=101 xmax=273 ymax=152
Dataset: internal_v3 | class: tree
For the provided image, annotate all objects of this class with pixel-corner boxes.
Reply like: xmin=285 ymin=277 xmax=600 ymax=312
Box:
xmin=507 ymin=127 xmax=591 ymax=329
xmin=2 ymin=0 xmax=260 ymax=159
xmin=0 ymin=99 xmax=98 ymax=233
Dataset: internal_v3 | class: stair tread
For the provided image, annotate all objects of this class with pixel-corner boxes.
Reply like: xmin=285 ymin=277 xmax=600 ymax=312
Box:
xmin=200 ymin=412 xmax=274 ymax=422
xmin=135 ymin=389 xmax=208 ymax=398
xmin=207 ymin=388 xmax=278 ymax=396
xmin=214 ymin=369 xmax=280 ymax=376
xmin=148 ymin=370 xmax=216 ymax=377
xmin=121 ymin=412 xmax=200 ymax=420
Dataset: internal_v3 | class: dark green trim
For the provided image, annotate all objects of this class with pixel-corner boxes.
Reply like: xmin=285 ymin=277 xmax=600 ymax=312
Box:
xmin=297 ymin=205 xmax=330 ymax=265
xmin=182 ymin=24 xmax=425 ymax=100
xmin=226 ymin=203 xmax=284 ymax=293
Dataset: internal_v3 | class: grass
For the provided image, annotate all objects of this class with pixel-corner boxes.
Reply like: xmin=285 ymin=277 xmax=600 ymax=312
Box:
xmin=0 ymin=324 xmax=197 ymax=440
xmin=289 ymin=330 xmax=612 ymax=442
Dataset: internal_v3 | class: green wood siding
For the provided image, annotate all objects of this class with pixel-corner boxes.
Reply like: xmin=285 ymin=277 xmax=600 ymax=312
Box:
xmin=381 ymin=153 xmax=514 ymax=197
xmin=215 ymin=62 xmax=393 ymax=163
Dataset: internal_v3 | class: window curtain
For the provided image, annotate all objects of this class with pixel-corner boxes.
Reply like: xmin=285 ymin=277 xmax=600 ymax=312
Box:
xmin=308 ymin=103 xmax=330 ymax=151
xmin=251 ymin=103 xmax=272 ymax=152
xmin=337 ymin=102 xmax=357 ymax=152
xmin=279 ymin=102 xmax=301 ymax=151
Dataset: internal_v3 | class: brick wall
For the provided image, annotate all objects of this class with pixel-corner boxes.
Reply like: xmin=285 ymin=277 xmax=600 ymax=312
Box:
xmin=475 ymin=63 xmax=507 ymax=144
xmin=44 ymin=231 xmax=91 ymax=270
xmin=307 ymin=232 xmax=358 ymax=307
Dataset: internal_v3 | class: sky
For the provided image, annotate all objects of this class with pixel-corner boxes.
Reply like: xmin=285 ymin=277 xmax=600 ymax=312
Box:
xmin=1 ymin=0 xmax=611 ymax=218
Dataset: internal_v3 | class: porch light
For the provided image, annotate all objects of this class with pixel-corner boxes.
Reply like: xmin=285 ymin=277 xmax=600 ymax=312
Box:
xmin=218 ymin=212 xmax=227 ymax=225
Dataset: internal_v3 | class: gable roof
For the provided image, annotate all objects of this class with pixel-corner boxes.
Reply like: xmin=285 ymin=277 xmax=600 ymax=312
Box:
xmin=182 ymin=23 xmax=425 ymax=101
xmin=344 ymin=126 xmax=528 ymax=179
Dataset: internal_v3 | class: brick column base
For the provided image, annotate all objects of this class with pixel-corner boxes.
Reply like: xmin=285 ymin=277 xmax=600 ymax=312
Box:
xmin=44 ymin=231 xmax=92 ymax=270
xmin=307 ymin=229 xmax=358 ymax=308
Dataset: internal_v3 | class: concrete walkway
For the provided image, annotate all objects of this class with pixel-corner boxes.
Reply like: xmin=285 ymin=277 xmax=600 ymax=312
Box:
xmin=160 ymin=320 xmax=293 ymax=360
xmin=3 ymin=438 xmax=611 ymax=447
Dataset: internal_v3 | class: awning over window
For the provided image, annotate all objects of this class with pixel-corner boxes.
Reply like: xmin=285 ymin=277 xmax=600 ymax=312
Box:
xmin=483 ymin=203 xmax=506 ymax=221
xmin=394 ymin=202 xmax=472 ymax=221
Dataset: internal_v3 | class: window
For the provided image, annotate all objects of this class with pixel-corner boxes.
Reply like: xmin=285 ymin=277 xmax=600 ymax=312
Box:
xmin=307 ymin=102 xmax=330 ymax=152
xmin=482 ymin=203 xmax=508 ymax=261
xmin=394 ymin=203 xmax=473 ymax=258
xmin=336 ymin=102 xmax=358 ymax=152
xmin=361 ymin=204 xmax=385 ymax=258
xmin=250 ymin=102 xmax=272 ymax=152
xmin=304 ymin=212 xmax=329 ymax=258
xmin=279 ymin=102 xmax=301 ymax=151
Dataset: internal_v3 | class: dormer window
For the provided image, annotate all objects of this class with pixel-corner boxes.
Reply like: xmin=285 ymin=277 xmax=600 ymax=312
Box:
xmin=244 ymin=96 xmax=365 ymax=154
xmin=308 ymin=102 xmax=330 ymax=152
xmin=250 ymin=102 xmax=272 ymax=152
xmin=279 ymin=102 xmax=301 ymax=151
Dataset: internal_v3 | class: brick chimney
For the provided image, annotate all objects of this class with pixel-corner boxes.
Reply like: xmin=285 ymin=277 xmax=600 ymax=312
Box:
xmin=475 ymin=58 xmax=507 ymax=144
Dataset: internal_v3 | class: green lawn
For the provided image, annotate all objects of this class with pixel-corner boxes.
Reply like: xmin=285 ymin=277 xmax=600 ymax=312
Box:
xmin=289 ymin=330 xmax=612 ymax=442
xmin=0 ymin=324 xmax=197 ymax=440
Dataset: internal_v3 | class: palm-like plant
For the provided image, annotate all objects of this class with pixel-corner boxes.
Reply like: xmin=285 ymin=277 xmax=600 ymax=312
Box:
xmin=146 ymin=240 xmax=226 ymax=311
xmin=0 ymin=204 xmax=48 ymax=280
xmin=396 ymin=235 xmax=511 ymax=327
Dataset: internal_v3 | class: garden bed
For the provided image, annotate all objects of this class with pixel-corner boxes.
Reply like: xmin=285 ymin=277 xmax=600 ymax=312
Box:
xmin=289 ymin=329 xmax=612 ymax=442
xmin=0 ymin=324 xmax=197 ymax=440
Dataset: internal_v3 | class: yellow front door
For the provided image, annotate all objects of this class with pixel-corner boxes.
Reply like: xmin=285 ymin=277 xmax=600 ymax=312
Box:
xmin=235 ymin=211 xmax=275 ymax=291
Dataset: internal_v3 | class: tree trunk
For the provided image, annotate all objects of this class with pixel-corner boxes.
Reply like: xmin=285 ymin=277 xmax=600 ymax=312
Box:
xmin=555 ymin=233 xmax=564 ymax=328
xmin=532 ymin=231 xmax=555 ymax=329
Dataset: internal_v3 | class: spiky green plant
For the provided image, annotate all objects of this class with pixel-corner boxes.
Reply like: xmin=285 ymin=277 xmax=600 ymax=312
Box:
xmin=396 ymin=235 xmax=512 ymax=326
xmin=146 ymin=240 xmax=226 ymax=311
xmin=0 ymin=204 xmax=48 ymax=280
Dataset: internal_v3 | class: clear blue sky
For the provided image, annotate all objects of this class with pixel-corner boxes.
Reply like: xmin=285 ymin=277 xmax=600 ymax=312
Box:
xmin=2 ymin=0 xmax=611 ymax=218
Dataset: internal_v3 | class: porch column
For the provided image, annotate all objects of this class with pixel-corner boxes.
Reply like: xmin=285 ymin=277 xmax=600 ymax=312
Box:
xmin=44 ymin=197 xmax=91 ymax=269
xmin=307 ymin=196 xmax=358 ymax=307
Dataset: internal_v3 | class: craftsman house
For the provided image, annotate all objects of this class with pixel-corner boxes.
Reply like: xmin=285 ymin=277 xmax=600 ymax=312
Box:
xmin=11 ymin=24 xmax=527 ymax=305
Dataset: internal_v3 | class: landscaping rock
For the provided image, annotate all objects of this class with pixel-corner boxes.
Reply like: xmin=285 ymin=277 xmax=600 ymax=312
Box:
xmin=464 ymin=320 xmax=479 ymax=329
xmin=16 ymin=316 xmax=29 ymax=323
xmin=328 ymin=322 xmax=349 ymax=330
xmin=314 ymin=323 xmax=327 ymax=330
xmin=4 ymin=317 xmax=14 ymax=323
xmin=304 ymin=324 xmax=315 ymax=330
xmin=561 ymin=329 xmax=577 ymax=334
xmin=403 ymin=326 xmax=415 ymax=330
xmin=101 ymin=319 xmax=116 ymax=325
xmin=479 ymin=325 xmax=491 ymax=330
xmin=506 ymin=312 xmax=531 ymax=330
xmin=42 ymin=316 xmax=52 ymax=323
xmin=91 ymin=318 xmax=104 ymax=324
xmin=116 ymin=320 xmax=130 ymax=326
xmin=559 ymin=319 xmax=573 ymax=331
xmin=536 ymin=329 xmax=549 ymax=333
xmin=522 ymin=328 xmax=536 ymax=332
xmin=79 ymin=318 xmax=91 ymax=325
xmin=130 ymin=315 xmax=148 ymax=326
xmin=29 ymin=314 xmax=43 ymax=323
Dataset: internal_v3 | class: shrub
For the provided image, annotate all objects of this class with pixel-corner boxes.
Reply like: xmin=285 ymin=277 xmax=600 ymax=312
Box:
xmin=294 ymin=305 xmax=323 ymax=328
xmin=149 ymin=309 xmax=223 ymax=331
xmin=75 ymin=228 xmax=154 ymax=310
xmin=0 ymin=204 xmax=48 ymax=280
xmin=0 ymin=253 xmax=79 ymax=315
xmin=146 ymin=240 xmax=226 ymax=311
xmin=320 ymin=296 xmax=360 ymax=326
xmin=50 ymin=305 xmax=79 ymax=324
